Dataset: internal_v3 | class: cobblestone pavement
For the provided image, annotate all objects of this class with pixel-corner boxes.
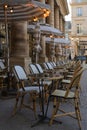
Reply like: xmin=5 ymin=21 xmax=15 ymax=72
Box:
xmin=0 ymin=68 xmax=87 ymax=130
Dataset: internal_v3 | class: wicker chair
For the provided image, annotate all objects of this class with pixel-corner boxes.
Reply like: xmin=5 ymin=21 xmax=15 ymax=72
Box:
xmin=0 ymin=60 xmax=7 ymax=90
xmin=12 ymin=65 xmax=42 ymax=118
xmin=49 ymin=68 xmax=84 ymax=129
xmin=29 ymin=63 xmax=52 ymax=103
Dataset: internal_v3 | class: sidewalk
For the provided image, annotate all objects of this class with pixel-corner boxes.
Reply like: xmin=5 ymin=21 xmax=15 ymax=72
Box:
xmin=0 ymin=69 xmax=87 ymax=130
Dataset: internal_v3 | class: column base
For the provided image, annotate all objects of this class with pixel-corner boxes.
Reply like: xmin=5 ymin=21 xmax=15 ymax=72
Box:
xmin=10 ymin=56 xmax=31 ymax=74
xmin=25 ymin=57 xmax=31 ymax=74
xmin=39 ymin=55 xmax=48 ymax=63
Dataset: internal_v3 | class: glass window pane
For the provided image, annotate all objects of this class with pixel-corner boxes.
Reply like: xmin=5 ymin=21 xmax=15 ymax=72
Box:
xmin=77 ymin=7 xmax=82 ymax=16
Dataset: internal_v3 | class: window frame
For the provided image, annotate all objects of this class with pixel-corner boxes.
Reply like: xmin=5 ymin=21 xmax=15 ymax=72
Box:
xmin=76 ymin=24 xmax=82 ymax=34
xmin=76 ymin=7 xmax=82 ymax=16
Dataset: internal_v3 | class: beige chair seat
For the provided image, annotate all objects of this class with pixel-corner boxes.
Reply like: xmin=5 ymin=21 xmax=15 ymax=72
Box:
xmin=61 ymin=79 xmax=71 ymax=84
xmin=51 ymin=89 xmax=74 ymax=99
xmin=32 ymin=80 xmax=52 ymax=86
xmin=19 ymin=86 xmax=41 ymax=93
xmin=66 ymin=75 xmax=73 ymax=78
xmin=68 ymin=71 xmax=74 ymax=74
xmin=40 ymin=80 xmax=52 ymax=85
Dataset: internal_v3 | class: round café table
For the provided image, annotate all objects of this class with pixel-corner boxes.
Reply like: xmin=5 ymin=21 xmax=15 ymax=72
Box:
xmin=31 ymin=75 xmax=64 ymax=127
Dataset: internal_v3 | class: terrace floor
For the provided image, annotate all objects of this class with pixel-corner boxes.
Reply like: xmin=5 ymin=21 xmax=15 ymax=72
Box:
xmin=0 ymin=67 xmax=87 ymax=130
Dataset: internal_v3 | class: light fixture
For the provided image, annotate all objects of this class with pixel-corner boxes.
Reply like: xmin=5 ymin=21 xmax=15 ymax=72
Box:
xmin=46 ymin=10 xmax=50 ymax=15
xmin=4 ymin=4 xmax=8 ymax=9
xmin=4 ymin=5 xmax=13 ymax=13
xmin=43 ymin=13 xmax=47 ymax=18
xmin=33 ymin=17 xmax=38 ymax=22
xmin=50 ymin=34 xmax=54 ymax=38
xmin=43 ymin=10 xmax=50 ymax=18
xmin=10 ymin=7 xmax=13 ymax=13
xmin=43 ymin=9 xmax=46 ymax=12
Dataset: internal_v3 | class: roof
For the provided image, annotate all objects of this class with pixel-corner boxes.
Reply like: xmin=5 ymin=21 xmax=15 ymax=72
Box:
xmin=0 ymin=0 xmax=50 ymax=22
xmin=28 ymin=23 xmax=63 ymax=36
xmin=46 ymin=37 xmax=70 ymax=44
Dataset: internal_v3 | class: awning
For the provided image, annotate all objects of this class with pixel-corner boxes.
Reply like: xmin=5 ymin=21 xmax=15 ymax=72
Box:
xmin=0 ymin=0 xmax=50 ymax=22
xmin=0 ymin=0 xmax=50 ymax=72
xmin=46 ymin=37 xmax=70 ymax=44
xmin=28 ymin=23 xmax=63 ymax=36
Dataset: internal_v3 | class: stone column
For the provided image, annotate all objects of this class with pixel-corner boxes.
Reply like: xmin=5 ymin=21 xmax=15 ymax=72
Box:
xmin=58 ymin=44 xmax=62 ymax=61
xmin=47 ymin=0 xmax=54 ymax=27
xmin=59 ymin=15 xmax=64 ymax=32
xmin=48 ymin=38 xmax=55 ymax=61
xmin=39 ymin=36 xmax=48 ymax=62
xmin=59 ymin=13 xmax=62 ymax=31
xmin=54 ymin=5 xmax=60 ymax=29
xmin=63 ymin=19 xmax=65 ymax=33
xmin=38 ymin=0 xmax=48 ymax=62
xmin=55 ymin=44 xmax=61 ymax=61
xmin=32 ymin=22 xmax=42 ymax=63
xmin=39 ymin=0 xmax=46 ymax=23
xmin=61 ymin=44 xmax=65 ymax=60
xmin=10 ymin=21 xmax=30 ymax=73
xmin=61 ymin=16 xmax=64 ymax=32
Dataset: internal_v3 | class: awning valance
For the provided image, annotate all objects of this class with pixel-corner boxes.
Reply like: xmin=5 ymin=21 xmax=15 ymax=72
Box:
xmin=46 ymin=37 xmax=70 ymax=44
xmin=28 ymin=23 xmax=63 ymax=36
xmin=0 ymin=0 xmax=50 ymax=22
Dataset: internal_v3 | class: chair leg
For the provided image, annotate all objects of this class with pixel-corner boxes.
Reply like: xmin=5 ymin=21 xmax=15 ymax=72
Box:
xmin=30 ymin=92 xmax=37 ymax=119
xmin=74 ymin=99 xmax=81 ymax=130
xmin=33 ymin=96 xmax=37 ymax=119
xmin=49 ymin=97 xmax=60 ymax=125
xmin=12 ymin=93 xmax=20 ymax=116
xmin=38 ymin=92 xmax=43 ymax=112
xmin=44 ymin=84 xmax=49 ymax=103
xmin=19 ymin=94 xmax=25 ymax=110
xmin=75 ymin=98 xmax=81 ymax=120
xmin=76 ymin=98 xmax=81 ymax=120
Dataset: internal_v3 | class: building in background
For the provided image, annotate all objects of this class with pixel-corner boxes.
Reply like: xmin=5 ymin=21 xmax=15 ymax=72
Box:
xmin=71 ymin=0 xmax=87 ymax=58
xmin=65 ymin=21 xmax=72 ymax=59
xmin=65 ymin=21 xmax=71 ymax=40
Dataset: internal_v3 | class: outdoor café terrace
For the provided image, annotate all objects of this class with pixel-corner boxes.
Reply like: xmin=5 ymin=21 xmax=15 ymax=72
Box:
xmin=0 ymin=63 xmax=87 ymax=130
xmin=0 ymin=1 xmax=87 ymax=130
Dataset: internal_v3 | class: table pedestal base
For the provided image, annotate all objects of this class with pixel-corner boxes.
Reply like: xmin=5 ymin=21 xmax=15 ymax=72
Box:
xmin=31 ymin=114 xmax=62 ymax=127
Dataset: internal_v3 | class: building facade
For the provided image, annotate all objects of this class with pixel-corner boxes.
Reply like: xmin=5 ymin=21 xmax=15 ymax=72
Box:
xmin=28 ymin=0 xmax=69 ymax=64
xmin=0 ymin=0 xmax=69 ymax=72
xmin=71 ymin=0 xmax=87 ymax=57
